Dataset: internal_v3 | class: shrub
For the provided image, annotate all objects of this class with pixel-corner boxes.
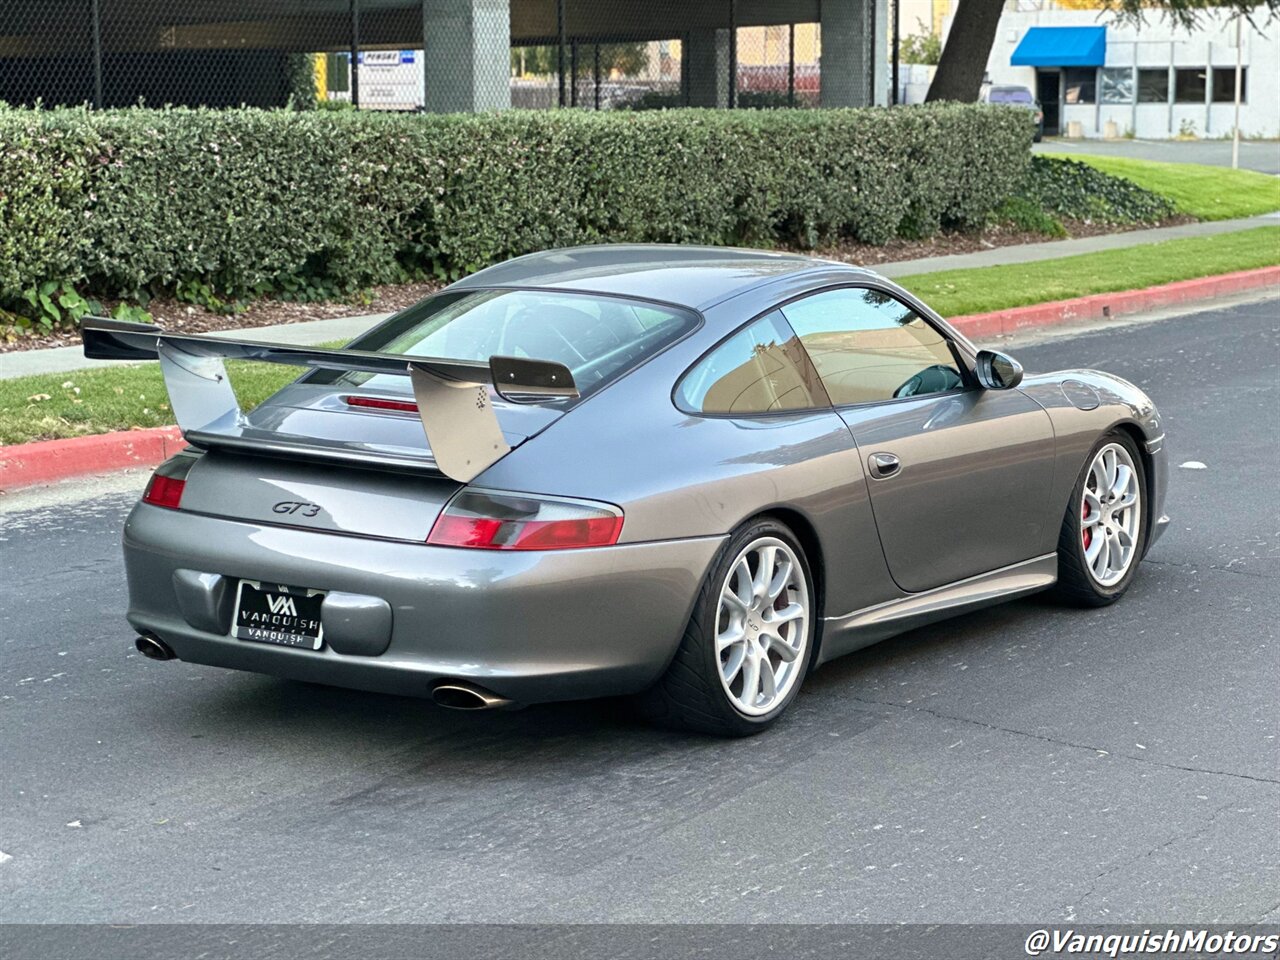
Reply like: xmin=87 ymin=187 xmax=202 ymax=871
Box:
xmin=0 ymin=103 xmax=1034 ymax=332
xmin=1016 ymin=155 xmax=1176 ymax=226
xmin=993 ymin=197 xmax=1068 ymax=238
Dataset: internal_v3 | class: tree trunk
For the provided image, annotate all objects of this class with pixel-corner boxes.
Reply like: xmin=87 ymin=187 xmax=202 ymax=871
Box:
xmin=925 ymin=0 xmax=1006 ymax=102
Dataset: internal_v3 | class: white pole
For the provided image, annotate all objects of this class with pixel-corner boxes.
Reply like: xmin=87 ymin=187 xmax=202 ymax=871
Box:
xmin=1232 ymin=15 xmax=1242 ymax=170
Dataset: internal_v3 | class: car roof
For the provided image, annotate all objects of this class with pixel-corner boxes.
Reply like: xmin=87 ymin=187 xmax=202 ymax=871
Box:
xmin=450 ymin=244 xmax=883 ymax=310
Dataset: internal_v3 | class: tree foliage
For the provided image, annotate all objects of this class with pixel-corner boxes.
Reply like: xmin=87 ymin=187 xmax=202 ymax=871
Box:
xmin=900 ymin=23 xmax=942 ymax=65
xmin=511 ymin=43 xmax=648 ymax=78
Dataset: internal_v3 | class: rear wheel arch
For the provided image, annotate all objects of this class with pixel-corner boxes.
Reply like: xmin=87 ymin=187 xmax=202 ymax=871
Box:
xmin=749 ymin=507 xmax=826 ymax=667
xmin=635 ymin=512 xmax=820 ymax=735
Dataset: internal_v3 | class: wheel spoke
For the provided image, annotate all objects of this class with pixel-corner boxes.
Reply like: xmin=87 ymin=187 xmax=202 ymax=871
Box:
xmin=716 ymin=625 xmax=745 ymax=653
xmin=1110 ymin=463 xmax=1132 ymax=499
xmin=1091 ymin=536 xmax=1111 ymax=578
xmin=739 ymin=653 xmax=761 ymax=708
xmin=1110 ymin=532 xmax=1128 ymax=569
xmin=1103 ymin=449 xmax=1118 ymax=490
xmin=751 ymin=545 xmax=777 ymax=600
xmin=1081 ymin=491 xmax=1103 ymax=528
xmin=758 ymin=657 xmax=777 ymax=701
xmin=721 ymin=644 xmax=746 ymax=684
xmin=721 ymin=584 xmax=748 ymax=615
xmin=766 ymin=555 xmax=793 ymax=602
xmin=768 ymin=601 xmax=804 ymax=626
xmin=767 ymin=636 xmax=801 ymax=663
xmin=727 ymin=559 xmax=752 ymax=609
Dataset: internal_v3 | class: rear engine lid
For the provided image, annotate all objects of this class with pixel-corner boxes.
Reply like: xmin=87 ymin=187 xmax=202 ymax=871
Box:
xmin=232 ymin=381 xmax=565 ymax=473
xmin=179 ymin=448 xmax=462 ymax=542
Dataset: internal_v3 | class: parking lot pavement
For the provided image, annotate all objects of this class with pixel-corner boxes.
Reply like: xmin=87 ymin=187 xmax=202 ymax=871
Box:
xmin=0 ymin=298 xmax=1276 ymax=926
xmin=1034 ymin=137 xmax=1280 ymax=175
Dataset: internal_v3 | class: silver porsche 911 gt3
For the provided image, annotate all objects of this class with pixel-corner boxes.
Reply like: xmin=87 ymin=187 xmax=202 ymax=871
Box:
xmin=85 ymin=245 xmax=1168 ymax=736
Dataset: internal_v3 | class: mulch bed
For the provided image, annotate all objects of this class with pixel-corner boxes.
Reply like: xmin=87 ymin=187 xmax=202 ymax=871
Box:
xmin=808 ymin=216 xmax=1193 ymax=268
xmin=1 ymin=217 xmax=1192 ymax=355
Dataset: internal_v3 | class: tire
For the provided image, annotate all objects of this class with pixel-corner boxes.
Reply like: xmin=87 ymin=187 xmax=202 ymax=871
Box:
xmin=635 ymin=518 xmax=817 ymax=737
xmin=1052 ymin=430 xmax=1148 ymax=607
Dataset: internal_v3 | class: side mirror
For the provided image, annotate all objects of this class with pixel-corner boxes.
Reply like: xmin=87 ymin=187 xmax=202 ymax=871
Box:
xmin=975 ymin=350 xmax=1024 ymax=390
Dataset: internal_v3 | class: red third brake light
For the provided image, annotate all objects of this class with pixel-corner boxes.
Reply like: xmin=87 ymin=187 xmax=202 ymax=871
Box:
xmin=345 ymin=395 xmax=419 ymax=414
xmin=428 ymin=491 xmax=623 ymax=551
xmin=143 ymin=474 xmax=186 ymax=510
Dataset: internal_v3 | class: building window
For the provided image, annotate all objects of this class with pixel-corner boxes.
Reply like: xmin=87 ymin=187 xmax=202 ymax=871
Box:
xmin=1174 ymin=68 xmax=1207 ymax=103
xmin=1062 ymin=67 xmax=1097 ymax=104
xmin=1100 ymin=67 xmax=1134 ymax=104
xmin=1211 ymin=67 xmax=1247 ymax=103
xmin=1137 ymin=69 xmax=1168 ymax=102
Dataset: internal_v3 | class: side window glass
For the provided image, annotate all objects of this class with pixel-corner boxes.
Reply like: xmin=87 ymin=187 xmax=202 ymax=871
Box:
xmin=677 ymin=311 xmax=829 ymax=416
xmin=780 ymin=288 xmax=964 ymax=406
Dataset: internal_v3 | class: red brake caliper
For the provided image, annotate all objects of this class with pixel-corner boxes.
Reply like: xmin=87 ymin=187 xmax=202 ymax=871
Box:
xmin=1082 ymin=499 xmax=1092 ymax=549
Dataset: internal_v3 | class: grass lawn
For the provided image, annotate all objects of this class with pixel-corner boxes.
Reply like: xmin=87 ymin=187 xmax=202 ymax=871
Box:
xmin=902 ymin=226 xmax=1280 ymax=317
xmin=1044 ymin=153 xmax=1280 ymax=221
xmin=3 ymin=229 xmax=1278 ymax=446
xmin=0 ymin=350 xmax=340 ymax=446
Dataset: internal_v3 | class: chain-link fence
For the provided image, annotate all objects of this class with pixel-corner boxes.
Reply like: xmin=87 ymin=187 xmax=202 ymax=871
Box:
xmin=1 ymin=1 xmax=882 ymax=113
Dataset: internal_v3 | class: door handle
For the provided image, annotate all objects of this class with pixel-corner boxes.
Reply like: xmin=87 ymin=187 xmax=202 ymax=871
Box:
xmin=868 ymin=452 xmax=901 ymax=479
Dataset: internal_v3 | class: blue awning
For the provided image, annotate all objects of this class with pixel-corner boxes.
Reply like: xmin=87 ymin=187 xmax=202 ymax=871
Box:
xmin=1011 ymin=26 xmax=1106 ymax=67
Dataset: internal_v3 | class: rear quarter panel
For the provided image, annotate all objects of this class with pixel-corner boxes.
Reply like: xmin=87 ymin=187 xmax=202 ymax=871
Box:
xmin=475 ymin=296 xmax=902 ymax=621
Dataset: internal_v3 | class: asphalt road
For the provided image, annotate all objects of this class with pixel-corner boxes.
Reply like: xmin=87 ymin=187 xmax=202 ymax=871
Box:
xmin=1 ymin=298 xmax=1277 ymax=931
xmin=1034 ymin=137 xmax=1280 ymax=175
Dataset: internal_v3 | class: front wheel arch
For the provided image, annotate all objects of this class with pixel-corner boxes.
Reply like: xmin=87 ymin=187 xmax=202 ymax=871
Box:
xmin=1109 ymin=420 xmax=1158 ymax=556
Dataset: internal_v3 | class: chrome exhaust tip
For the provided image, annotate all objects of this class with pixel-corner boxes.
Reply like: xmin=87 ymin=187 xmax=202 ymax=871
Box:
xmin=135 ymin=634 xmax=175 ymax=661
xmin=432 ymin=682 xmax=513 ymax=711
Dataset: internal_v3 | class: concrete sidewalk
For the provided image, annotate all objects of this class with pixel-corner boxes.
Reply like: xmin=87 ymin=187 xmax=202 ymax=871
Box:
xmin=2 ymin=212 xmax=1276 ymax=381
xmin=876 ymin=212 xmax=1278 ymax=278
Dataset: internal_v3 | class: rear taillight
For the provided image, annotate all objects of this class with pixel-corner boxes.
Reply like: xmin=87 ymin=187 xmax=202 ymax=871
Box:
xmin=143 ymin=474 xmax=186 ymax=510
xmin=427 ymin=491 xmax=623 ymax=551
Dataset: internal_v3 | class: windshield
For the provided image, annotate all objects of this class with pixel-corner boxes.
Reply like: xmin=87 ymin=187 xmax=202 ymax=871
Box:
xmin=319 ymin=288 xmax=699 ymax=398
xmin=988 ymin=87 xmax=1034 ymax=104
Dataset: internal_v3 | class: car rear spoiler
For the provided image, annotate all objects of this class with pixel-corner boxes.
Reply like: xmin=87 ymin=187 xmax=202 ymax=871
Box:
xmin=81 ymin=317 xmax=578 ymax=483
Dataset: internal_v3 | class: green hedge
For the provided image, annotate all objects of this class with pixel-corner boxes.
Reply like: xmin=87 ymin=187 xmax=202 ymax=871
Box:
xmin=0 ymin=104 xmax=1034 ymax=330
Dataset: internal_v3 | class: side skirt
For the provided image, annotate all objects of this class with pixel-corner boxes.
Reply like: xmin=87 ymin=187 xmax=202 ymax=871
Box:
xmin=816 ymin=554 xmax=1058 ymax=665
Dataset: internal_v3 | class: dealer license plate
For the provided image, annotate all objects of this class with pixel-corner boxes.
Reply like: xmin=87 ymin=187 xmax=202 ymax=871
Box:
xmin=233 ymin=581 xmax=325 ymax=650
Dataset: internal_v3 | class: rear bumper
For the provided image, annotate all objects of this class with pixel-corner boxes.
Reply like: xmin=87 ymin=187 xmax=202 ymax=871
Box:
xmin=123 ymin=503 xmax=724 ymax=704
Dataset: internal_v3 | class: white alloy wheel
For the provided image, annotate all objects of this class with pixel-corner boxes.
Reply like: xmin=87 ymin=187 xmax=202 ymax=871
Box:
xmin=714 ymin=537 xmax=811 ymax=717
xmin=1080 ymin=442 xmax=1142 ymax=587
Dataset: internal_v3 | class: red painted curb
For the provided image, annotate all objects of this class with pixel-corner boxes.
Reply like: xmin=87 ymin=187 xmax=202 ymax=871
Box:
xmin=1 ymin=426 xmax=184 ymax=492
xmin=948 ymin=265 xmax=1280 ymax=340
xmin=2 ymin=266 xmax=1277 ymax=492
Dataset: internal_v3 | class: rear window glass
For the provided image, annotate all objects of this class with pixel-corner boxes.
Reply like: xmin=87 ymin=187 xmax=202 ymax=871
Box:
xmin=316 ymin=288 xmax=698 ymax=398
